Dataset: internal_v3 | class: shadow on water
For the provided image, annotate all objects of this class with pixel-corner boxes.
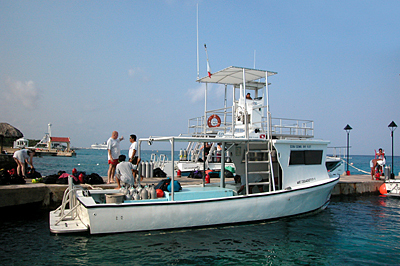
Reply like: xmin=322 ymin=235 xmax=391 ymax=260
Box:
xmin=1 ymin=196 xmax=400 ymax=265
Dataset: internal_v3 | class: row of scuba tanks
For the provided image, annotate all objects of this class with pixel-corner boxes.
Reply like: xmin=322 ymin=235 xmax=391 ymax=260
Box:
xmin=120 ymin=184 xmax=160 ymax=201
xmin=140 ymin=161 xmax=154 ymax=178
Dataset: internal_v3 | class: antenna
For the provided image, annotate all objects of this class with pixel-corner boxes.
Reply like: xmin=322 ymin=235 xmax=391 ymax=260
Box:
xmin=254 ymin=50 xmax=256 ymax=69
xmin=196 ymin=3 xmax=199 ymax=80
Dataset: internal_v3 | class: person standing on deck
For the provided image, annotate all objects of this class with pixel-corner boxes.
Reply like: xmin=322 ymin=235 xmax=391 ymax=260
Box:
xmin=128 ymin=134 xmax=140 ymax=165
xmin=107 ymin=131 xmax=124 ymax=184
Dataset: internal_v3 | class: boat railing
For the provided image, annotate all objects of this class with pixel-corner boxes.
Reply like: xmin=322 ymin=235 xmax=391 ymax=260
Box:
xmin=269 ymin=117 xmax=314 ymax=138
xmin=187 ymin=104 xmax=314 ymax=139
xmin=327 ymin=146 xmax=347 ymax=158
xmin=188 ymin=106 xmax=233 ymax=135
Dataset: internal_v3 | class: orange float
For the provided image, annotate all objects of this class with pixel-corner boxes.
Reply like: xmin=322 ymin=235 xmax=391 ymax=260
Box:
xmin=207 ymin=114 xmax=221 ymax=128
xmin=379 ymin=183 xmax=387 ymax=195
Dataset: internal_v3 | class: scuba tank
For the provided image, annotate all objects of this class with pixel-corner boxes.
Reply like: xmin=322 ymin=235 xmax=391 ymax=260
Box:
xmin=141 ymin=186 xmax=148 ymax=200
xmin=149 ymin=161 xmax=154 ymax=178
xmin=145 ymin=161 xmax=150 ymax=178
xmin=179 ymin=149 xmax=183 ymax=161
xmin=149 ymin=185 xmax=157 ymax=199
xmin=141 ymin=161 xmax=147 ymax=179
xmin=134 ymin=188 xmax=141 ymax=200
xmin=226 ymin=150 xmax=231 ymax=163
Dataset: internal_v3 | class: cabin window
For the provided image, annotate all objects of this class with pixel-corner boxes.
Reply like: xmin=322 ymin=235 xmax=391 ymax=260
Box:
xmin=289 ymin=150 xmax=323 ymax=165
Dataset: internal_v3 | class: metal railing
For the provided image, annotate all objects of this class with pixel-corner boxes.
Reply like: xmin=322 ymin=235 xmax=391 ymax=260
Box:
xmin=187 ymin=105 xmax=314 ymax=139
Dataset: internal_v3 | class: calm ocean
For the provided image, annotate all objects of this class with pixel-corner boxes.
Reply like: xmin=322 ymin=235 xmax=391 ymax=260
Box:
xmin=1 ymin=150 xmax=399 ymax=265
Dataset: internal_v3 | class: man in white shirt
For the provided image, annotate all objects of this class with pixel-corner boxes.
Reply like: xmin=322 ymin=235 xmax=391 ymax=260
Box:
xmin=115 ymin=155 xmax=137 ymax=189
xmin=128 ymin=134 xmax=141 ymax=165
xmin=107 ymin=131 xmax=124 ymax=184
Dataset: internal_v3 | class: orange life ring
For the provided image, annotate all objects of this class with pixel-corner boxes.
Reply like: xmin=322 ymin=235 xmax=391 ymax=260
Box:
xmin=207 ymin=114 xmax=221 ymax=128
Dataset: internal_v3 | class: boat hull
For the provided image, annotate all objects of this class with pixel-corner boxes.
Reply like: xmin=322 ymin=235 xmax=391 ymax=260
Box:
xmin=77 ymin=178 xmax=338 ymax=234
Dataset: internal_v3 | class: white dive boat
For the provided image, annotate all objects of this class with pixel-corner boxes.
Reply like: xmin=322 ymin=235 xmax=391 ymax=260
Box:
xmin=50 ymin=66 xmax=339 ymax=234
xmin=90 ymin=142 xmax=107 ymax=150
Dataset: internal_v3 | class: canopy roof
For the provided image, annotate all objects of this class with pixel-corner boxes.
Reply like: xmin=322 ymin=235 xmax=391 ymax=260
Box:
xmin=50 ymin=137 xmax=70 ymax=143
xmin=0 ymin=123 xmax=23 ymax=138
xmin=198 ymin=66 xmax=277 ymax=85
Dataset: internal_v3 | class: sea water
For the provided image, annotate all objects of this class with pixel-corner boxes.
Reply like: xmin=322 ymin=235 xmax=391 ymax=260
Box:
xmin=0 ymin=196 xmax=399 ymax=265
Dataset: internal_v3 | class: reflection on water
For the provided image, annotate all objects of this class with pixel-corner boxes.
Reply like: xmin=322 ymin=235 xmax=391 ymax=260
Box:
xmin=1 ymin=196 xmax=400 ymax=265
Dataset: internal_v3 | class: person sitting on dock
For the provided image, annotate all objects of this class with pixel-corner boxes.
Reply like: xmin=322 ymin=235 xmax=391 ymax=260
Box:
xmin=115 ymin=155 xmax=137 ymax=189
xmin=370 ymin=148 xmax=386 ymax=180
xmin=13 ymin=149 xmax=35 ymax=178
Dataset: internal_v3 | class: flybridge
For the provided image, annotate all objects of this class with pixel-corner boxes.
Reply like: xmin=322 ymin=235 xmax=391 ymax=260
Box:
xmin=190 ymin=66 xmax=314 ymax=140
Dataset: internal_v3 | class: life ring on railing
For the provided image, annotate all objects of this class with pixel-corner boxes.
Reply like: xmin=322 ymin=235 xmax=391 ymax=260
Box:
xmin=260 ymin=134 xmax=266 ymax=139
xmin=207 ymin=114 xmax=221 ymax=128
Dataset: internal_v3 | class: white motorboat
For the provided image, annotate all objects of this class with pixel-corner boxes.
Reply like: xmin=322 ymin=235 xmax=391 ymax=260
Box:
xmin=326 ymin=156 xmax=345 ymax=178
xmin=90 ymin=142 xmax=107 ymax=150
xmin=50 ymin=66 xmax=339 ymax=234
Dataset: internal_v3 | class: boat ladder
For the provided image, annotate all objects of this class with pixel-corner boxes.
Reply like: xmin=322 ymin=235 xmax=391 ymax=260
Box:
xmin=244 ymin=142 xmax=275 ymax=193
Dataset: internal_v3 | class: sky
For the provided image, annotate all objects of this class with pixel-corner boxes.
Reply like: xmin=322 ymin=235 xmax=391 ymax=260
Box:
xmin=1 ymin=0 xmax=399 ymax=155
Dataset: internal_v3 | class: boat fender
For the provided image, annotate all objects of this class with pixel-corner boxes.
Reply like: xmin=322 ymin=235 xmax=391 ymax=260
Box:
xmin=379 ymin=183 xmax=387 ymax=195
xmin=156 ymin=189 xmax=164 ymax=198
xmin=207 ymin=114 xmax=221 ymax=128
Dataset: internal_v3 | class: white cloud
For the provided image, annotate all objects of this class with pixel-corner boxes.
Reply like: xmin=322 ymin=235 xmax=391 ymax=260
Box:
xmin=4 ymin=77 xmax=40 ymax=109
xmin=186 ymin=83 xmax=226 ymax=103
xmin=186 ymin=84 xmax=205 ymax=103
xmin=128 ymin=67 xmax=151 ymax=82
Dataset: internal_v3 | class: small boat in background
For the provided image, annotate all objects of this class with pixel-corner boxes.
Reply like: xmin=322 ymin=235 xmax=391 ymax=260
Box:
xmin=22 ymin=123 xmax=76 ymax=157
xmin=90 ymin=142 xmax=107 ymax=150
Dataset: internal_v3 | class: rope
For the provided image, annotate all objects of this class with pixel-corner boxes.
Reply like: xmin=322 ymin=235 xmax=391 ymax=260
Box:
xmin=341 ymin=158 xmax=370 ymax=174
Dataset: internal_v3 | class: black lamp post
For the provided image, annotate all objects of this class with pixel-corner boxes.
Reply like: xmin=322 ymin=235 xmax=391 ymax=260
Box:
xmin=388 ymin=121 xmax=397 ymax=179
xmin=344 ymin=124 xmax=352 ymax=175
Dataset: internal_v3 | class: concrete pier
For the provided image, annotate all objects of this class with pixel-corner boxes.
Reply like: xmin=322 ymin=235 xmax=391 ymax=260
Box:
xmin=0 ymin=174 xmax=389 ymax=210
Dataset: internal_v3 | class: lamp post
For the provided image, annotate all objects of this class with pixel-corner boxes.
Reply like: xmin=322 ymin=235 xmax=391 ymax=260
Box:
xmin=344 ymin=124 xmax=352 ymax=175
xmin=388 ymin=121 xmax=397 ymax=179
